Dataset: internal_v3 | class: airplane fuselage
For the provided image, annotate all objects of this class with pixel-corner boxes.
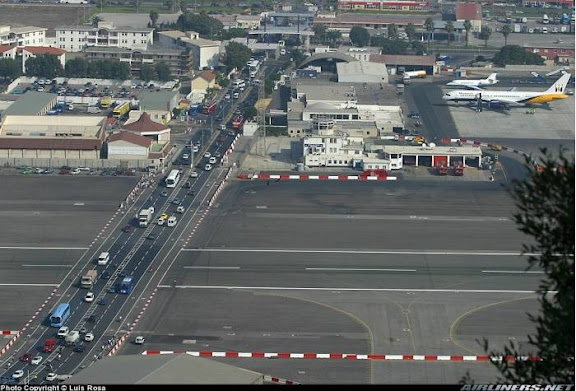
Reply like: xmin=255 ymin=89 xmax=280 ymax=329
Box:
xmin=443 ymin=90 xmax=567 ymax=105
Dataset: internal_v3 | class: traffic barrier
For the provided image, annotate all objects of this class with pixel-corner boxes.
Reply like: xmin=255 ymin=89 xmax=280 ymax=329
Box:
xmin=237 ymin=173 xmax=397 ymax=181
xmin=0 ymin=331 xmax=19 ymax=335
xmin=263 ymin=375 xmax=300 ymax=385
xmin=141 ymin=350 xmax=544 ymax=362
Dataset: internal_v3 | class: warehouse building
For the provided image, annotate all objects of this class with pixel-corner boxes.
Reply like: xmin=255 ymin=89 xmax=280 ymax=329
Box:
xmin=122 ymin=112 xmax=171 ymax=142
xmin=336 ymin=61 xmax=389 ymax=84
xmin=370 ymin=54 xmax=438 ymax=75
xmin=137 ymin=90 xmax=180 ymax=124
xmin=2 ymin=91 xmax=58 ymax=117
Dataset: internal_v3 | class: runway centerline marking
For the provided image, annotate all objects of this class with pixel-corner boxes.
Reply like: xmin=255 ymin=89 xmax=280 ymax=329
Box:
xmin=183 ymin=248 xmax=533 ymax=256
xmin=184 ymin=266 xmax=241 ymax=270
xmin=305 ymin=268 xmax=417 ymax=272
xmin=22 ymin=264 xmax=72 ymax=268
xmin=481 ymin=270 xmax=545 ymax=274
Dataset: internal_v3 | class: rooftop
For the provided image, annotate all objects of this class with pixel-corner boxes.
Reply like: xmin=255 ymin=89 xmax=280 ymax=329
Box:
xmin=122 ymin=112 xmax=169 ymax=133
xmin=5 ymin=26 xmax=47 ymax=34
xmin=22 ymin=46 xmax=66 ymax=55
xmin=66 ymin=353 xmax=264 ymax=384
xmin=139 ymin=90 xmax=179 ymax=111
xmin=0 ymin=45 xmax=16 ymax=53
xmin=194 ymin=70 xmax=216 ymax=82
xmin=293 ymin=83 xmax=357 ymax=104
xmin=455 ymin=3 xmax=482 ymax=21
xmin=108 ymin=131 xmax=153 ymax=148
xmin=55 ymin=24 xmax=153 ymax=33
xmin=84 ymin=45 xmax=183 ymax=55
xmin=370 ymin=54 xmax=436 ymax=67
xmin=337 ymin=61 xmax=388 ymax=77
xmin=3 ymin=92 xmax=57 ymax=116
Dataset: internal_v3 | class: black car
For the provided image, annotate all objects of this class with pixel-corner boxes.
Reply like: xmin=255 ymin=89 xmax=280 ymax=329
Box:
xmin=408 ymin=111 xmax=420 ymax=119
xmin=146 ymin=233 xmax=157 ymax=240
xmin=87 ymin=315 xmax=97 ymax=323
xmin=73 ymin=343 xmax=86 ymax=353
xmin=101 ymin=271 xmax=110 ymax=280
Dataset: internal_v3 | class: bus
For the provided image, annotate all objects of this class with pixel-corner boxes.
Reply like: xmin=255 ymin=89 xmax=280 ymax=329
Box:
xmin=165 ymin=169 xmax=181 ymax=188
xmin=119 ymin=277 xmax=135 ymax=294
xmin=50 ymin=303 xmax=71 ymax=327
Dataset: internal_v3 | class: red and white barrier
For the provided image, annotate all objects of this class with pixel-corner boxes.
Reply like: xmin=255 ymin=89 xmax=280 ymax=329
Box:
xmin=237 ymin=173 xmax=397 ymax=181
xmin=263 ymin=375 xmax=300 ymax=385
xmin=0 ymin=332 xmax=21 ymax=356
xmin=142 ymin=350 xmax=543 ymax=362
xmin=0 ymin=331 xmax=19 ymax=335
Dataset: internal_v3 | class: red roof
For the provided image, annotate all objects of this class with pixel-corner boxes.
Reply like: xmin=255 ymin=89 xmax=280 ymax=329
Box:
xmin=22 ymin=46 xmax=66 ymax=56
xmin=198 ymin=70 xmax=216 ymax=82
xmin=455 ymin=3 xmax=482 ymax=21
xmin=108 ymin=131 xmax=152 ymax=148
xmin=122 ymin=112 xmax=169 ymax=133
xmin=0 ymin=45 xmax=16 ymax=53
xmin=0 ymin=138 xmax=102 ymax=150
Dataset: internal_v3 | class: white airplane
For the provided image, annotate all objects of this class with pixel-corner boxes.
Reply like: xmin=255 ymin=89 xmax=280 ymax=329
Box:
xmin=442 ymin=73 xmax=571 ymax=110
xmin=446 ymin=73 xmax=498 ymax=89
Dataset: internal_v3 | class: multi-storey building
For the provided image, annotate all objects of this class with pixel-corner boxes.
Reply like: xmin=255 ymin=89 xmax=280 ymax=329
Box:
xmin=55 ymin=22 xmax=153 ymax=52
xmin=0 ymin=25 xmax=47 ymax=47
xmin=157 ymin=30 xmax=220 ymax=70
xmin=337 ymin=0 xmax=428 ymax=12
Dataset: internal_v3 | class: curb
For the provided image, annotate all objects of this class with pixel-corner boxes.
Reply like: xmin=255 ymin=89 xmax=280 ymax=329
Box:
xmin=237 ymin=173 xmax=397 ymax=181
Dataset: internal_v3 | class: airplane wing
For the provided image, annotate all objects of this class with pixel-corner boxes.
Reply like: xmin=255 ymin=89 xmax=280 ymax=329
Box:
xmin=484 ymin=98 xmax=525 ymax=107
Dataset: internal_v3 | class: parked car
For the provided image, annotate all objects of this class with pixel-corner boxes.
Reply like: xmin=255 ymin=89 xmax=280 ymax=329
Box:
xmin=31 ymin=355 xmax=43 ymax=365
xmin=45 ymin=373 xmax=57 ymax=382
xmin=85 ymin=333 xmax=94 ymax=342
xmin=20 ymin=353 xmax=32 ymax=362
xmin=134 ymin=336 xmax=145 ymax=345
xmin=84 ymin=292 xmax=95 ymax=303
xmin=12 ymin=370 xmax=24 ymax=379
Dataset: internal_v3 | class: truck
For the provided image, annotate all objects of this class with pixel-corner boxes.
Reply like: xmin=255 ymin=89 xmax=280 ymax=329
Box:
xmin=112 ymin=102 xmax=131 ymax=119
xmin=542 ymin=14 xmax=549 ymax=24
xmin=561 ymin=13 xmax=570 ymax=24
xmin=515 ymin=17 xmax=527 ymax=23
xmin=138 ymin=207 xmax=154 ymax=227
xmin=119 ymin=277 xmax=135 ymax=294
xmin=87 ymin=106 xmax=102 ymax=114
xmin=80 ymin=270 xmax=97 ymax=289
xmin=232 ymin=115 xmax=244 ymax=130
xmin=99 ymin=96 xmax=112 ymax=109
xmin=65 ymin=330 xmax=80 ymax=346
xmin=403 ymin=70 xmax=427 ymax=83
xmin=513 ymin=24 xmax=521 ymax=33
xmin=42 ymin=339 xmax=57 ymax=353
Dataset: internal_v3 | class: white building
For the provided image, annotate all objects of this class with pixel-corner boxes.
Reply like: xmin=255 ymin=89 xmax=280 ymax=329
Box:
xmin=0 ymin=25 xmax=47 ymax=47
xmin=157 ymin=31 xmax=220 ymax=70
xmin=21 ymin=46 xmax=66 ymax=73
xmin=235 ymin=15 xmax=262 ymax=30
xmin=55 ymin=22 xmax=153 ymax=52
xmin=336 ymin=61 xmax=389 ymax=84
xmin=0 ymin=45 xmax=17 ymax=59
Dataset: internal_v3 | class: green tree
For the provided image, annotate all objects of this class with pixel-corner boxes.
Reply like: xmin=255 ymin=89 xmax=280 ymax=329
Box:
xmin=92 ymin=16 xmax=103 ymax=27
xmin=486 ymin=148 xmax=574 ymax=384
xmin=221 ymin=28 xmax=248 ymax=40
xmin=326 ymin=29 xmax=341 ymax=45
xmin=244 ymin=105 xmax=257 ymax=119
xmin=405 ymin=23 xmax=416 ymax=42
xmin=493 ymin=45 xmax=545 ymax=66
xmin=463 ymin=19 xmax=473 ymax=47
xmin=501 ymin=24 xmax=512 ymax=47
xmin=424 ymin=17 xmax=434 ymax=52
xmin=312 ymin=23 xmax=327 ymax=44
xmin=410 ymin=41 xmax=426 ymax=55
xmin=479 ymin=25 xmax=492 ymax=48
xmin=349 ymin=26 xmax=370 ymax=47
xmin=149 ymin=10 xmax=159 ymax=26
xmin=180 ymin=0 xmax=188 ymax=13
xmin=290 ymin=49 xmax=307 ymax=67
xmin=216 ymin=74 xmax=229 ymax=88
xmin=225 ymin=41 xmax=252 ymax=71
xmin=380 ymin=38 xmax=409 ymax=54
xmin=445 ymin=21 xmax=454 ymax=47
xmin=25 ymin=54 xmax=63 ymax=79
xmin=65 ymin=58 xmax=87 ymax=77
xmin=264 ymin=78 xmax=274 ymax=95
xmin=155 ymin=61 xmax=172 ymax=81
xmin=177 ymin=11 xmax=223 ymax=39
xmin=140 ymin=64 xmax=156 ymax=81
xmin=387 ymin=23 xmax=398 ymax=39
xmin=165 ymin=0 xmax=173 ymax=12
xmin=0 ymin=58 xmax=21 ymax=80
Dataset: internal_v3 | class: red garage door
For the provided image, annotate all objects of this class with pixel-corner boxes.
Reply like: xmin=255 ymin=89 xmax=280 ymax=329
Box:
xmin=433 ymin=155 xmax=448 ymax=166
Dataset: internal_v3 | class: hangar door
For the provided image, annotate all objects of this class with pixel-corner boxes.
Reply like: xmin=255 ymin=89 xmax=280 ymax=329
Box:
xmin=433 ymin=155 xmax=448 ymax=166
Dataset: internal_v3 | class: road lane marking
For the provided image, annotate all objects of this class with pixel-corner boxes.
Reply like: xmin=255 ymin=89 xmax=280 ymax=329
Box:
xmin=157 ymin=285 xmax=551 ymax=294
xmin=0 ymin=283 xmax=60 ymax=287
xmin=184 ymin=266 xmax=241 ymax=270
xmin=182 ymin=248 xmax=534 ymax=256
xmin=305 ymin=268 xmax=417 ymax=272
xmin=0 ymin=247 xmax=89 ymax=250
xmin=481 ymin=270 xmax=545 ymax=274
xmin=22 ymin=264 xmax=72 ymax=268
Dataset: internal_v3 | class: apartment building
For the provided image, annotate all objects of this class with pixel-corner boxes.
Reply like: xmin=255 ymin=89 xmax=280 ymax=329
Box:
xmin=55 ymin=22 xmax=153 ymax=52
xmin=157 ymin=30 xmax=220 ymax=70
xmin=0 ymin=25 xmax=47 ymax=47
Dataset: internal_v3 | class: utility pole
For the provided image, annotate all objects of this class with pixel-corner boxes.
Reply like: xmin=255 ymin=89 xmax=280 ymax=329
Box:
xmin=257 ymin=77 xmax=266 ymax=157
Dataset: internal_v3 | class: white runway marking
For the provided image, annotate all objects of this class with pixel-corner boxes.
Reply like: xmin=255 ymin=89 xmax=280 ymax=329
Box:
xmin=305 ymin=267 xmax=417 ymax=272
xmin=184 ymin=266 xmax=241 ymax=270
xmin=0 ymin=283 xmax=60 ymax=287
xmin=22 ymin=264 xmax=72 ymax=268
xmin=0 ymin=247 xmax=89 ymax=250
xmin=481 ymin=270 xmax=545 ymax=274
xmin=182 ymin=248 xmax=533 ymax=256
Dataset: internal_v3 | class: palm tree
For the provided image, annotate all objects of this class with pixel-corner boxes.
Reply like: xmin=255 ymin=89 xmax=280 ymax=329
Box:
xmin=501 ymin=24 xmax=512 ymax=46
xmin=445 ymin=21 xmax=454 ymax=47
xmin=405 ymin=23 xmax=416 ymax=42
xmin=463 ymin=19 xmax=472 ymax=47
xmin=479 ymin=25 xmax=492 ymax=48
xmin=424 ymin=17 xmax=434 ymax=52
xmin=91 ymin=16 xmax=103 ymax=27
xmin=149 ymin=10 xmax=159 ymax=26
xmin=387 ymin=23 xmax=398 ymax=39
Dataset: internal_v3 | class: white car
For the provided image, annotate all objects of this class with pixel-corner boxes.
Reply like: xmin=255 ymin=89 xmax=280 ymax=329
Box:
xmin=31 ymin=355 xmax=43 ymax=365
xmin=12 ymin=370 xmax=24 ymax=379
xmin=192 ymin=146 xmax=199 ymax=153
xmin=85 ymin=332 xmax=94 ymax=342
xmin=57 ymin=326 xmax=69 ymax=338
xmin=157 ymin=217 xmax=165 ymax=226
xmin=183 ymin=153 xmax=189 ymax=160
xmin=190 ymin=171 xmax=198 ymax=178
xmin=84 ymin=292 xmax=95 ymax=303
xmin=134 ymin=336 xmax=145 ymax=345
xmin=203 ymin=151 xmax=211 ymax=158
xmin=70 ymin=168 xmax=81 ymax=175
xmin=204 ymin=164 xmax=212 ymax=171
xmin=209 ymin=157 xmax=217 ymax=164
xmin=45 ymin=373 xmax=57 ymax=382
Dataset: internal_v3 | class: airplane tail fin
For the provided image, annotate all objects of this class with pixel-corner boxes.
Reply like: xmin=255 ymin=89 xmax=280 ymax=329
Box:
xmin=545 ymin=73 xmax=571 ymax=94
xmin=487 ymin=73 xmax=498 ymax=83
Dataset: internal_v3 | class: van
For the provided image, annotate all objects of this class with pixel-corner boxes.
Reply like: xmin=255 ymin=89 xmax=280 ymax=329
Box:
xmin=97 ymin=252 xmax=110 ymax=266
xmin=167 ymin=216 xmax=177 ymax=227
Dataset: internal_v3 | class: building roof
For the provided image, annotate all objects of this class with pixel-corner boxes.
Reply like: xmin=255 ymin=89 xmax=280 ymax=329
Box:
xmin=0 ymin=45 xmax=16 ymax=53
xmin=295 ymin=83 xmax=357 ymax=104
xmin=455 ymin=3 xmax=482 ymax=21
xmin=55 ymin=25 xmax=153 ymax=33
xmin=337 ymin=61 xmax=388 ymax=77
xmin=108 ymin=131 xmax=152 ymax=148
xmin=157 ymin=30 xmax=187 ymax=40
xmin=195 ymin=70 xmax=216 ymax=82
xmin=8 ymin=26 xmax=47 ymax=34
xmin=22 ymin=46 xmax=66 ymax=55
xmin=139 ymin=90 xmax=179 ymax=111
xmin=0 ymin=138 xmax=102 ymax=150
xmin=236 ymin=15 xmax=262 ymax=21
xmin=65 ymin=353 xmax=263 ymax=384
xmin=122 ymin=112 xmax=169 ymax=133
xmin=433 ymin=20 xmax=465 ymax=29
xmin=3 ymin=92 xmax=57 ymax=116
xmin=370 ymin=54 xmax=436 ymax=67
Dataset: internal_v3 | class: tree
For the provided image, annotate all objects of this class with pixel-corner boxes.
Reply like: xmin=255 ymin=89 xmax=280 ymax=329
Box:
xmin=410 ymin=41 xmax=426 ymax=55
xmin=405 ymin=23 xmax=416 ymax=42
xmin=424 ymin=17 xmax=434 ymax=52
xmin=501 ymin=24 xmax=512 ymax=47
xmin=180 ymin=0 xmax=188 ymax=13
xmin=155 ymin=61 xmax=172 ymax=81
xmin=463 ymin=19 xmax=473 ymax=47
xmin=493 ymin=45 xmax=545 ymax=66
xmin=177 ymin=11 xmax=223 ymax=39
xmin=140 ymin=64 xmax=156 ymax=81
xmin=221 ymin=28 xmax=248 ymax=40
xmin=479 ymin=25 xmax=492 ymax=48
xmin=92 ymin=16 xmax=103 ymax=27
xmin=25 ymin=54 xmax=63 ymax=79
xmin=486 ymin=148 xmax=574 ymax=384
xmin=290 ymin=49 xmax=307 ymax=67
xmin=312 ymin=23 xmax=327 ymax=44
xmin=380 ymin=38 xmax=409 ymax=54
xmin=149 ymin=10 xmax=159 ymax=26
xmin=244 ymin=106 xmax=257 ymax=119
xmin=225 ymin=41 xmax=252 ymax=71
xmin=349 ymin=26 xmax=370 ymax=47
xmin=387 ymin=23 xmax=398 ymax=40
xmin=0 ymin=58 xmax=21 ymax=80
xmin=165 ymin=0 xmax=173 ymax=12
xmin=65 ymin=58 xmax=88 ymax=77
xmin=445 ymin=21 xmax=454 ymax=47
xmin=326 ymin=29 xmax=341 ymax=45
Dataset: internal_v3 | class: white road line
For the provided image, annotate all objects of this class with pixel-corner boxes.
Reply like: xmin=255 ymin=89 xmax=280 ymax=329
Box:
xmin=306 ymin=268 xmax=417 ymax=272
xmin=0 ymin=283 xmax=60 ymax=287
xmin=22 ymin=264 xmax=72 ymax=268
xmin=0 ymin=247 xmax=89 ymax=250
xmin=157 ymin=285 xmax=551 ymax=294
xmin=184 ymin=266 xmax=241 ymax=270
xmin=182 ymin=248 xmax=534 ymax=256
xmin=482 ymin=270 xmax=545 ymax=274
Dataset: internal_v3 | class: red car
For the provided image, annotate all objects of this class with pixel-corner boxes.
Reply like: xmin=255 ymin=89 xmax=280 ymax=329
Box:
xmin=121 ymin=225 xmax=131 ymax=233
xmin=20 ymin=353 xmax=32 ymax=362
